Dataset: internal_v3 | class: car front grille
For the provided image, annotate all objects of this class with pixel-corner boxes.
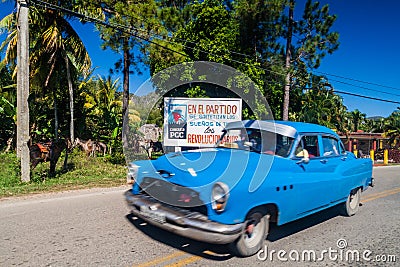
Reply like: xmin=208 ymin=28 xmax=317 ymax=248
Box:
xmin=139 ymin=177 xmax=208 ymax=216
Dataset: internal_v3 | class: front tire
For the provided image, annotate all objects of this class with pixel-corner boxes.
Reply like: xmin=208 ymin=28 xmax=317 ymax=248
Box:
xmin=341 ymin=188 xmax=361 ymax=216
xmin=229 ymin=210 xmax=269 ymax=257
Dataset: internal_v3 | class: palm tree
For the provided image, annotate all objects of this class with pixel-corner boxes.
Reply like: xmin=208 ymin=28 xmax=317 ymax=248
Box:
xmin=96 ymin=75 xmax=121 ymax=112
xmin=384 ymin=109 xmax=400 ymax=148
xmin=373 ymin=118 xmax=385 ymax=133
xmin=350 ymin=109 xmax=366 ymax=132
xmin=0 ymin=5 xmax=92 ymax=143
xmin=80 ymin=75 xmax=122 ymax=152
xmin=0 ymin=11 xmax=18 ymax=76
xmin=33 ymin=7 xmax=91 ymax=142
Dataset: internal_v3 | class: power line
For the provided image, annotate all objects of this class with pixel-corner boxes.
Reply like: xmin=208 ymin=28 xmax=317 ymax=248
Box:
xmin=30 ymin=0 xmax=277 ymax=78
xmin=335 ymin=90 xmax=400 ymax=104
xmin=87 ymin=2 xmax=263 ymax=62
xmin=28 ymin=0 xmax=400 ymax=105
xmin=315 ymin=70 xmax=400 ymax=91
xmin=30 ymin=0 xmax=187 ymax=58
xmin=331 ymin=80 xmax=400 ymax=98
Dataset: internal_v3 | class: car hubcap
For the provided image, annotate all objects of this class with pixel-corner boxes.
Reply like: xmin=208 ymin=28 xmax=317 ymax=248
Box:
xmin=243 ymin=218 xmax=263 ymax=247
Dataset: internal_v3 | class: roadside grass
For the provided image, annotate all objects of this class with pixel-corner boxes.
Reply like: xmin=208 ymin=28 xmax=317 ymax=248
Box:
xmin=0 ymin=150 xmax=127 ymax=198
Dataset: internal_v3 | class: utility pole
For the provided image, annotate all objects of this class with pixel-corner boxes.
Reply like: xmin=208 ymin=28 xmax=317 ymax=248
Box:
xmin=282 ymin=0 xmax=294 ymax=121
xmin=17 ymin=0 xmax=30 ymax=182
xmin=122 ymin=38 xmax=130 ymax=157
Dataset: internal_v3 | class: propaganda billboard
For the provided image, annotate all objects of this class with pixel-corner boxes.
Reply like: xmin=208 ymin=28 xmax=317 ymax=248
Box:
xmin=164 ymin=97 xmax=242 ymax=147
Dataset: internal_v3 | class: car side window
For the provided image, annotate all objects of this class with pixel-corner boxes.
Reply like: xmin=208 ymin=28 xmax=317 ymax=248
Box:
xmin=322 ymin=136 xmax=340 ymax=157
xmin=275 ymin=135 xmax=295 ymax=157
xmin=295 ymin=135 xmax=319 ymax=158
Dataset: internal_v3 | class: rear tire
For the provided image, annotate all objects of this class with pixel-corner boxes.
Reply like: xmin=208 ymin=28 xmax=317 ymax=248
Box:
xmin=341 ymin=188 xmax=361 ymax=216
xmin=229 ymin=210 xmax=269 ymax=257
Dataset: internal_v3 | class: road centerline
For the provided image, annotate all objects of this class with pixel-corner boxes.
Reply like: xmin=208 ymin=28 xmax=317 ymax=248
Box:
xmin=361 ymin=187 xmax=400 ymax=203
xmin=135 ymin=251 xmax=187 ymax=267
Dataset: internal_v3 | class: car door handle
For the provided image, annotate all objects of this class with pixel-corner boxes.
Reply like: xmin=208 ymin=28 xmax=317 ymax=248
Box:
xmin=320 ymin=159 xmax=328 ymax=164
xmin=341 ymin=157 xmax=347 ymax=161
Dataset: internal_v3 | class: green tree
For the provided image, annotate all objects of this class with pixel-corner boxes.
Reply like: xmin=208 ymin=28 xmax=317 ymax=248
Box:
xmin=95 ymin=0 xmax=160 ymax=117
xmin=176 ymin=0 xmax=238 ymax=63
xmin=232 ymin=0 xmax=285 ymax=118
xmin=282 ymin=0 xmax=339 ymax=120
xmin=146 ymin=0 xmax=192 ymax=75
xmin=80 ymin=75 xmax=123 ymax=151
xmin=33 ymin=5 xmax=91 ymax=142
xmin=149 ymin=0 xmax=271 ymax=119
xmin=286 ymin=72 xmax=351 ymax=136
xmin=371 ymin=117 xmax=385 ymax=133
xmin=350 ymin=109 xmax=366 ymax=132
xmin=383 ymin=109 xmax=400 ymax=148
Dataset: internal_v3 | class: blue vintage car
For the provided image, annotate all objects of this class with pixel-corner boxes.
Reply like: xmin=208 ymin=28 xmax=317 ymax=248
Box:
xmin=125 ymin=120 xmax=374 ymax=257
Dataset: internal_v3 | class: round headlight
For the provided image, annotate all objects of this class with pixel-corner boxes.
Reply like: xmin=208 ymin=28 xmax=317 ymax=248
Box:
xmin=211 ymin=182 xmax=230 ymax=212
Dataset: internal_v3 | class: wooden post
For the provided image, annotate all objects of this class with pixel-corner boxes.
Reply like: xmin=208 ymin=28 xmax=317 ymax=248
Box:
xmin=17 ymin=0 xmax=30 ymax=182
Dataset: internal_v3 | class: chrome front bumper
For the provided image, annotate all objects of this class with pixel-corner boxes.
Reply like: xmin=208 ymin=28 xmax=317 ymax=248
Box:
xmin=125 ymin=190 xmax=243 ymax=244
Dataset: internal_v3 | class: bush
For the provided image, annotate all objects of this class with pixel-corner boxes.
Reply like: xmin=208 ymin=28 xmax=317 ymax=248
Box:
xmin=104 ymin=151 xmax=126 ymax=165
xmin=389 ymin=149 xmax=400 ymax=163
xmin=0 ymin=153 xmax=21 ymax=188
xmin=0 ymin=151 xmax=127 ymax=198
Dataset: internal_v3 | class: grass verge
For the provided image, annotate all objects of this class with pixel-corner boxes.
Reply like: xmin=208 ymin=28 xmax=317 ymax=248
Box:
xmin=0 ymin=151 xmax=127 ymax=198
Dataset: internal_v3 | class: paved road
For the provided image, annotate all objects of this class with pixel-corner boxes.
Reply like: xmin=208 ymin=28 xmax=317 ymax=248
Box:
xmin=0 ymin=166 xmax=399 ymax=266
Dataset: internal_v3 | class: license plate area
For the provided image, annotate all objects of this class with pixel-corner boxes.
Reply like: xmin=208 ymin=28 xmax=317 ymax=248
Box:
xmin=140 ymin=205 xmax=166 ymax=224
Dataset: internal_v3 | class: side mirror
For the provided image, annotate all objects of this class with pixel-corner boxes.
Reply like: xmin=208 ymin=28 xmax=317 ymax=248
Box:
xmin=296 ymin=149 xmax=310 ymax=164
xmin=297 ymin=157 xmax=310 ymax=164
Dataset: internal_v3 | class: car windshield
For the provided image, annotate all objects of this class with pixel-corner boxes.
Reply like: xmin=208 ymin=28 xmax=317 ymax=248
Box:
xmin=216 ymin=128 xmax=295 ymax=157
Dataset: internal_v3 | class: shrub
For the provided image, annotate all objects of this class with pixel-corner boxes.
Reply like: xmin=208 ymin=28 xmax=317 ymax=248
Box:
xmin=0 ymin=153 xmax=21 ymax=187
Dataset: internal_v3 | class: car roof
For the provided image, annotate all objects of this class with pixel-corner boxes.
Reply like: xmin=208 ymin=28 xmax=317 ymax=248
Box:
xmin=225 ymin=120 xmax=338 ymax=138
xmin=276 ymin=121 xmax=338 ymax=135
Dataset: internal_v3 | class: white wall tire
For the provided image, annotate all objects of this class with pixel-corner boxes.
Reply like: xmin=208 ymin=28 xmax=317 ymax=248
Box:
xmin=229 ymin=210 xmax=269 ymax=257
xmin=341 ymin=188 xmax=361 ymax=216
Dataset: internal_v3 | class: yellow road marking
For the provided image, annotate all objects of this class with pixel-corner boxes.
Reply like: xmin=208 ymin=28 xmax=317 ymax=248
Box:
xmin=135 ymin=251 xmax=186 ymax=267
xmin=361 ymin=187 xmax=400 ymax=203
xmin=164 ymin=255 xmax=202 ymax=267
xmin=202 ymin=250 xmax=227 ymax=257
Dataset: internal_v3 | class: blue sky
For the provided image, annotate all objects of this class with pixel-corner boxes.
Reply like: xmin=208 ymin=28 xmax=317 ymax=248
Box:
xmin=1 ymin=0 xmax=399 ymax=118
xmin=313 ymin=0 xmax=400 ymax=118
